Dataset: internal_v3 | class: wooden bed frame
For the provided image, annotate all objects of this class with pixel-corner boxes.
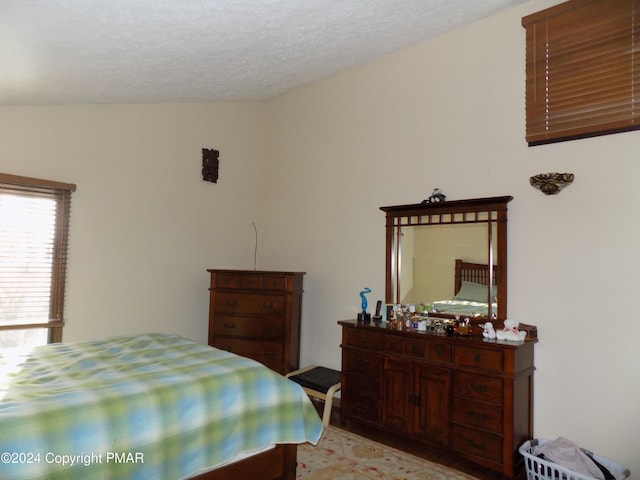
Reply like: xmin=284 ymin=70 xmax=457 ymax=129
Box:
xmin=190 ymin=444 xmax=297 ymax=480
xmin=454 ymin=258 xmax=496 ymax=295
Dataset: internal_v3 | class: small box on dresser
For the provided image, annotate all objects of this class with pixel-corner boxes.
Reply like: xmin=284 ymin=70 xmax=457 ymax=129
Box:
xmin=207 ymin=270 xmax=304 ymax=375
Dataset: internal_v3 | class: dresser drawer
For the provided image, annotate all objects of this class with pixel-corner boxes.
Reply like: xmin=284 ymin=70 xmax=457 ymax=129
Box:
xmin=213 ymin=316 xmax=282 ymax=340
xmin=215 ymin=293 xmax=285 ymax=315
xmin=451 ymin=424 xmax=503 ymax=465
xmin=344 ymin=328 xmax=382 ymax=349
xmin=453 ymin=372 xmax=503 ymax=405
xmin=215 ymin=272 xmax=239 ymax=288
xmin=343 ymin=349 xmax=383 ymax=376
xmin=213 ymin=272 xmax=289 ymax=291
xmin=343 ymin=396 xmax=380 ymax=424
xmin=345 ymin=372 xmax=380 ymax=401
xmin=427 ymin=341 xmax=452 ymax=363
xmin=451 ymin=397 xmax=503 ymax=434
xmin=382 ymin=335 xmax=404 ymax=354
xmin=212 ymin=338 xmax=283 ymax=371
xmin=238 ymin=273 xmax=263 ymax=289
xmin=259 ymin=275 xmax=287 ymax=290
xmin=454 ymin=346 xmax=504 ymax=373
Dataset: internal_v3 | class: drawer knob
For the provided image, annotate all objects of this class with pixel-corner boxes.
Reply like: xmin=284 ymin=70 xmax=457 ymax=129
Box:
xmin=469 ymin=382 xmax=487 ymax=393
xmin=474 ymin=354 xmax=482 ymax=362
xmin=262 ymin=302 xmax=273 ymax=308
xmin=224 ymin=322 xmax=236 ymax=329
xmin=225 ymin=300 xmax=238 ymax=306
xmin=357 ymin=358 xmax=370 ymax=367
xmin=355 ymin=405 xmax=369 ymax=413
xmin=467 ymin=438 xmax=486 ymax=450
xmin=264 ymin=349 xmax=276 ymax=357
xmin=435 ymin=345 xmax=443 ymax=355
xmin=467 ymin=411 xmax=487 ymax=422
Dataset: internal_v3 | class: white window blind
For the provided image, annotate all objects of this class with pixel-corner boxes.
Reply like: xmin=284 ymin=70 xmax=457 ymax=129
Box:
xmin=0 ymin=173 xmax=75 ymax=346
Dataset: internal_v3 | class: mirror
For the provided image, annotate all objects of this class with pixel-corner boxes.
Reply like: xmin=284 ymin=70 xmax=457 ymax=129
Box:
xmin=398 ymin=223 xmax=495 ymax=306
xmin=381 ymin=196 xmax=512 ymax=322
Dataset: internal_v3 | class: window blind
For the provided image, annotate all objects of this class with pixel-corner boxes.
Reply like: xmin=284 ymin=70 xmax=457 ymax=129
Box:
xmin=0 ymin=173 xmax=75 ymax=344
xmin=522 ymin=0 xmax=640 ymax=145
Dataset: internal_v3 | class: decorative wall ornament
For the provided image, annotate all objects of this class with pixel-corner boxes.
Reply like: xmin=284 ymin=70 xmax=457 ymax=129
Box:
xmin=530 ymin=172 xmax=574 ymax=195
xmin=202 ymin=148 xmax=219 ymax=183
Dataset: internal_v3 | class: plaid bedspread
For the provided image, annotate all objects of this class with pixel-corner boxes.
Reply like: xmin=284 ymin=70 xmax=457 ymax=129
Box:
xmin=0 ymin=333 xmax=323 ymax=479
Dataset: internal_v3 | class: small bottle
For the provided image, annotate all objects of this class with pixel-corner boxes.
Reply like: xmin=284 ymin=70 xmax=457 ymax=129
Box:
xmin=446 ymin=323 xmax=454 ymax=336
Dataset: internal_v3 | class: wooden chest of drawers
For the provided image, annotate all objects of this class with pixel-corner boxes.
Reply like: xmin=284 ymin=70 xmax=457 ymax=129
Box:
xmin=208 ymin=270 xmax=304 ymax=375
xmin=342 ymin=332 xmax=383 ymax=424
xmin=339 ymin=320 xmax=536 ymax=478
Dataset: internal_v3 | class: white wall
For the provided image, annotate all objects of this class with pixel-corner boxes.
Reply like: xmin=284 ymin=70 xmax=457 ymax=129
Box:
xmin=0 ymin=102 xmax=267 ymax=342
xmin=263 ymin=0 xmax=640 ymax=474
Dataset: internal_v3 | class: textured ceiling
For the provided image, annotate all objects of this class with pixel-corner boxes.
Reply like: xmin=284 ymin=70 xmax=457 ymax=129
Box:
xmin=0 ymin=0 xmax=528 ymax=106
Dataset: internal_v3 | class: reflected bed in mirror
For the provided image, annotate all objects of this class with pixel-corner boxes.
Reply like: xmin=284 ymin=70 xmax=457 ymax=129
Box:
xmin=429 ymin=259 xmax=497 ymax=318
xmin=381 ymin=196 xmax=511 ymax=324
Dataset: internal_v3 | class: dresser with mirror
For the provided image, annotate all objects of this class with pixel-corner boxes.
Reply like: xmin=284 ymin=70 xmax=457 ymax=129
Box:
xmin=338 ymin=196 xmax=537 ymax=478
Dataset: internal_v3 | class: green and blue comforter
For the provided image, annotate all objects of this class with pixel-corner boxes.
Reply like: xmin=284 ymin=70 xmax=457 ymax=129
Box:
xmin=0 ymin=333 xmax=323 ymax=479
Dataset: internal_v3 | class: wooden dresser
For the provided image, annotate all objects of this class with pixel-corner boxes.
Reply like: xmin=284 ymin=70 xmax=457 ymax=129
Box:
xmin=338 ymin=320 xmax=536 ymax=478
xmin=207 ymin=269 xmax=304 ymax=375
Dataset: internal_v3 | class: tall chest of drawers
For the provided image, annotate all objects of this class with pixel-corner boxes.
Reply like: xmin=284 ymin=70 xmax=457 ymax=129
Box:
xmin=339 ymin=320 xmax=537 ymax=478
xmin=208 ymin=269 xmax=304 ymax=375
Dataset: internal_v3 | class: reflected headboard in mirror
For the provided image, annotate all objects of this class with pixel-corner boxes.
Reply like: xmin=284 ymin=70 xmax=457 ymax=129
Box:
xmin=381 ymin=196 xmax=512 ymax=323
xmin=454 ymin=259 xmax=496 ymax=295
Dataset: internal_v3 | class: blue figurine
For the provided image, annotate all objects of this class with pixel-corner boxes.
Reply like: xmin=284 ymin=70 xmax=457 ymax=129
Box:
xmin=360 ymin=287 xmax=371 ymax=311
xmin=358 ymin=288 xmax=372 ymax=324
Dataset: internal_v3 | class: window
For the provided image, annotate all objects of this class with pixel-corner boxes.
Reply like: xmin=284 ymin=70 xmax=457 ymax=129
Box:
xmin=0 ymin=173 xmax=76 ymax=348
xmin=522 ymin=0 xmax=640 ymax=145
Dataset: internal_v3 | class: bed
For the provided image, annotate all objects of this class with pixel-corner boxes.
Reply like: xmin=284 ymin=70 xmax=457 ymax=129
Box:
xmin=0 ymin=333 xmax=323 ymax=480
xmin=430 ymin=259 xmax=497 ymax=317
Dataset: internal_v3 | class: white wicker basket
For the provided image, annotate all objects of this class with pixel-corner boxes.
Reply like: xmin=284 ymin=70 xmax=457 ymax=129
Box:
xmin=519 ymin=439 xmax=630 ymax=480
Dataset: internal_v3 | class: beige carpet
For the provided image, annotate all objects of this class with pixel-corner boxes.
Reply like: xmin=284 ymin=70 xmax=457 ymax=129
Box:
xmin=296 ymin=426 xmax=479 ymax=480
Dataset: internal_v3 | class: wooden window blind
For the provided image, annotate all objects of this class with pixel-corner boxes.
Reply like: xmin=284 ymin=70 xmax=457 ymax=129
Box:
xmin=0 ymin=173 xmax=76 ymax=346
xmin=522 ymin=0 xmax=640 ymax=145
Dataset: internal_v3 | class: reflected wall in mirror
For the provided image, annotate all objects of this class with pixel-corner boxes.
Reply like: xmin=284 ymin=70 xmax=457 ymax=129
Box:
xmin=381 ymin=196 xmax=512 ymax=323
xmin=399 ymin=223 xmax=496 ymax=307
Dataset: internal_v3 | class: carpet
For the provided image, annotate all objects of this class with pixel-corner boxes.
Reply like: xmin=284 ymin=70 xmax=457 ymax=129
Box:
xmin=296 ymin=426 xmax=479 ymax=480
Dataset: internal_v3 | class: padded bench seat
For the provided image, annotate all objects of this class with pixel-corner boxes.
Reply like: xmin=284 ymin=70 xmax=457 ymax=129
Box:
xmin=286 ymin=365 xmax=341 ymax=427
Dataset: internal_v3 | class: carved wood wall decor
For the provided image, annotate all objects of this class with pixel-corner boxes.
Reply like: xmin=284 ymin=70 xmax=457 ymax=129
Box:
xmin=530 ymin=172 xmax=574 ymax=195
xmin=202 ymin=148 xmax=220 ymax=183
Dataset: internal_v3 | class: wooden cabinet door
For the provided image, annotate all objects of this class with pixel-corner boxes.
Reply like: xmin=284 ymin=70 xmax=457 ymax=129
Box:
xmin=383 ymin=358 xmax=412 ymax=434
xmin=384 ymin=358 xmax=451 ymax=445
xmin=413 ymin=364 xmax=451 ymax=445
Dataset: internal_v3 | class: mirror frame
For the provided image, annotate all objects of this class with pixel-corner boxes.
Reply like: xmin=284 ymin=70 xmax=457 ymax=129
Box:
xmin=381 ymin=196 xmax=513 ymax=322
